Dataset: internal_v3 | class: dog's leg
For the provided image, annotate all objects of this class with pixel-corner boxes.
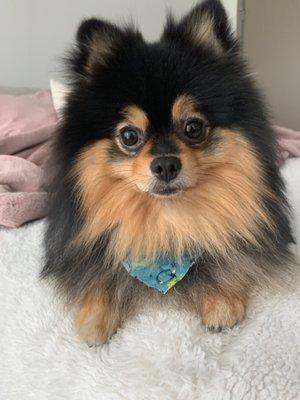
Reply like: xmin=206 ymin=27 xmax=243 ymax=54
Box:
xmin=197 ymin=286 xmax=248 ymax=331
xmin=75 ymin=291 xmax=121 ymax=345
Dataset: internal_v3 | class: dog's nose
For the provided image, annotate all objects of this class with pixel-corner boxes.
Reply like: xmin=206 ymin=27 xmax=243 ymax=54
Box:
xmin=150 ymin=156 xmax=182 ymax=183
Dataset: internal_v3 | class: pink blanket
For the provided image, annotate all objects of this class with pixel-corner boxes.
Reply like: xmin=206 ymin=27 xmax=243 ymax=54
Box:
xmin=274 ymin=125 xmax=300 ymax=165
xmin=0 ymin=91 xmax=58 ymax=228
xmin=0 ymin=90 xmax=299 ymax=228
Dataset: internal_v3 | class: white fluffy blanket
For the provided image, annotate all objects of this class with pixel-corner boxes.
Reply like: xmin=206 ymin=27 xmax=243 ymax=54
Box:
xmin=1 ymin=160 xmax=300 ymax=400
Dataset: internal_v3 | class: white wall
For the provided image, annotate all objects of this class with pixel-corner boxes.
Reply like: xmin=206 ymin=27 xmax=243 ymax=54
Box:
xmin=243 ymin=0 xmax=300 ymax=129
xmin=0 ymin=0 xmax=237 ymax=88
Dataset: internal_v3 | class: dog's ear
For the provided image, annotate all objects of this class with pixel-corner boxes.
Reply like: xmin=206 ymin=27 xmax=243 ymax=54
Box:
xmin=162 ymin=0 xmax=236 ymax=55
xmin=76 ymin=18 xmax=122 ymax=75
xmin=73 ymin=18 xmax=141 ymax=78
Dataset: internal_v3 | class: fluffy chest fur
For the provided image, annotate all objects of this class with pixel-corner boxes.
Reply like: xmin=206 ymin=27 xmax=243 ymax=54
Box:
xmin=72 ymin=129 xmax=272 ymax=265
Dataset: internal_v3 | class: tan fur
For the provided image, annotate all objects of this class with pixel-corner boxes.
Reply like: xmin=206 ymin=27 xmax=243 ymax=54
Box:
xmin=121 ymin=105 xmax=149 ymax=130
xmin=187 ymin=11 xmax=223 ymax=54
xmin=199 ymin=288 xmax=247 ymax=329
xmin=72 ymin=127 xmax=273 ymax=264
xmin=172 ymin=94 xmax=206 ymax=123
xmin=75 ymin=292 xmax=121 ymax=345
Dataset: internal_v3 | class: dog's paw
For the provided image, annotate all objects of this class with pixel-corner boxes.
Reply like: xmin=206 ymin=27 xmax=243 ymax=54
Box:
xmin=76 ymin=317 xmax=117 ymax=346
xmin=75 ymin=293 xmax=120 ymax=345
xmin=200 ymin=293 xmax=247 ymax=331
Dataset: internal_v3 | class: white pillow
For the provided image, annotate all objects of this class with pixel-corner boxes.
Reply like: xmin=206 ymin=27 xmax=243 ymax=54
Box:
xmin=50 ymin=79 xmax=69 ymax=118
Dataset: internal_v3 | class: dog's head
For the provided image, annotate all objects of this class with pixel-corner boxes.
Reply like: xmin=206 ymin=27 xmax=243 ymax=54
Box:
xmin=59 ymin=0 xmax=286 ymax=260
xmin=69 ymin=0 xmax=241 ymax=197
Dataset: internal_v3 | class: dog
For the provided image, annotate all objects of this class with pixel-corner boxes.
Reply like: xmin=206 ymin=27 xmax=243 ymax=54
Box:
xmin=42 ymin=0 xmax=294 ymax=345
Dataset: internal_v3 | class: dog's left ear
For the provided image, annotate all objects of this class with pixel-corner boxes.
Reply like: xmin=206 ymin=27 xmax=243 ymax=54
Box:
xmin=162 ymin=0 xmax=236 ymax=55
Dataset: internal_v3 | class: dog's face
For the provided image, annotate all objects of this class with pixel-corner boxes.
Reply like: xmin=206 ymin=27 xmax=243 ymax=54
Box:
xmin=109 ymin=95 xmax=211 ymax=197
xmin=63 ymin=0 xmax=279 ymax=259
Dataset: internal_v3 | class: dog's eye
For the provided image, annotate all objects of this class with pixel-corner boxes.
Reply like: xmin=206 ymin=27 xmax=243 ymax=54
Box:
xmin=184 ymin=118 xmax=208 ymax=141
xmin=119 ymin=127 xmax=143 ymax=150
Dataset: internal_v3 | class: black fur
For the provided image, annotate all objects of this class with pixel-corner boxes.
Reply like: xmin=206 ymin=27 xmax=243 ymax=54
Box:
xmin=150 ymin=135 xmax=180 ymax=156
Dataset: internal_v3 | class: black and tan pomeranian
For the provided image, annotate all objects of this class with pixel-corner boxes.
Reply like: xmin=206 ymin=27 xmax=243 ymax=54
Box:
xmin=42 ymin=0 xmax=294 ymax=344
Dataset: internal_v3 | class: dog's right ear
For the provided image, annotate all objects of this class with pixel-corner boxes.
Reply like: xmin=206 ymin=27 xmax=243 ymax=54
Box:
xmin=73 ymin=18 xmax=141 ymax=78
xmin=74 ymin=18 xmax=123 ymax=77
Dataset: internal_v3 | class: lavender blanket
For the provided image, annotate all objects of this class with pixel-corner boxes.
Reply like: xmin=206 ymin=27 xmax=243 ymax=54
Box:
xmin=275 ymin=125 xmax=300 ymax=164
xmin=0 ymin=91 xmax=57 ymax=227
xmin=0 ymin=91 xmax=299 ymax=228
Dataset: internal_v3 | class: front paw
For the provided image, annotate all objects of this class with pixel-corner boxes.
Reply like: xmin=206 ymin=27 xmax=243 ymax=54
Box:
xmin=76 ymin=316 xmax=117 ymax=346
xmin=75 ymin=293 xmax=120 ymax=346
xmin=200 ymin=292 xmax=247 ymax=331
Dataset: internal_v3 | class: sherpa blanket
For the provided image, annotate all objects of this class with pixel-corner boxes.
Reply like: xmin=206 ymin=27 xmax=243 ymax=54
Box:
xmin=0 ymin=158 xmax=299 ymax=400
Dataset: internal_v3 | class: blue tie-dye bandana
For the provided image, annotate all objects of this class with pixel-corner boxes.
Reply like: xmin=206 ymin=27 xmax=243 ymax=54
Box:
xmin=123 ymin=254 xmax=199 ymax=294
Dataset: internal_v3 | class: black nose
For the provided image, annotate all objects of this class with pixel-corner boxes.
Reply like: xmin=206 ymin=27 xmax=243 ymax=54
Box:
xmin=150 ymin=156 xmax=182 ymax=183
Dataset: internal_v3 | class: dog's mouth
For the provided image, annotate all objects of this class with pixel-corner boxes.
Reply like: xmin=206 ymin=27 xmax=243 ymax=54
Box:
xmin=152 ymin=187 xmax=182 ymax=197
xmin=150 ymin=182 xmax=185 ymax=197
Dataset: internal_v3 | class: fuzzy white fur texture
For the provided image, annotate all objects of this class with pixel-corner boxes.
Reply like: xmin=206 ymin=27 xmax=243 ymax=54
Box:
xmin=1 ymin=159 xmax=300 ymax=400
